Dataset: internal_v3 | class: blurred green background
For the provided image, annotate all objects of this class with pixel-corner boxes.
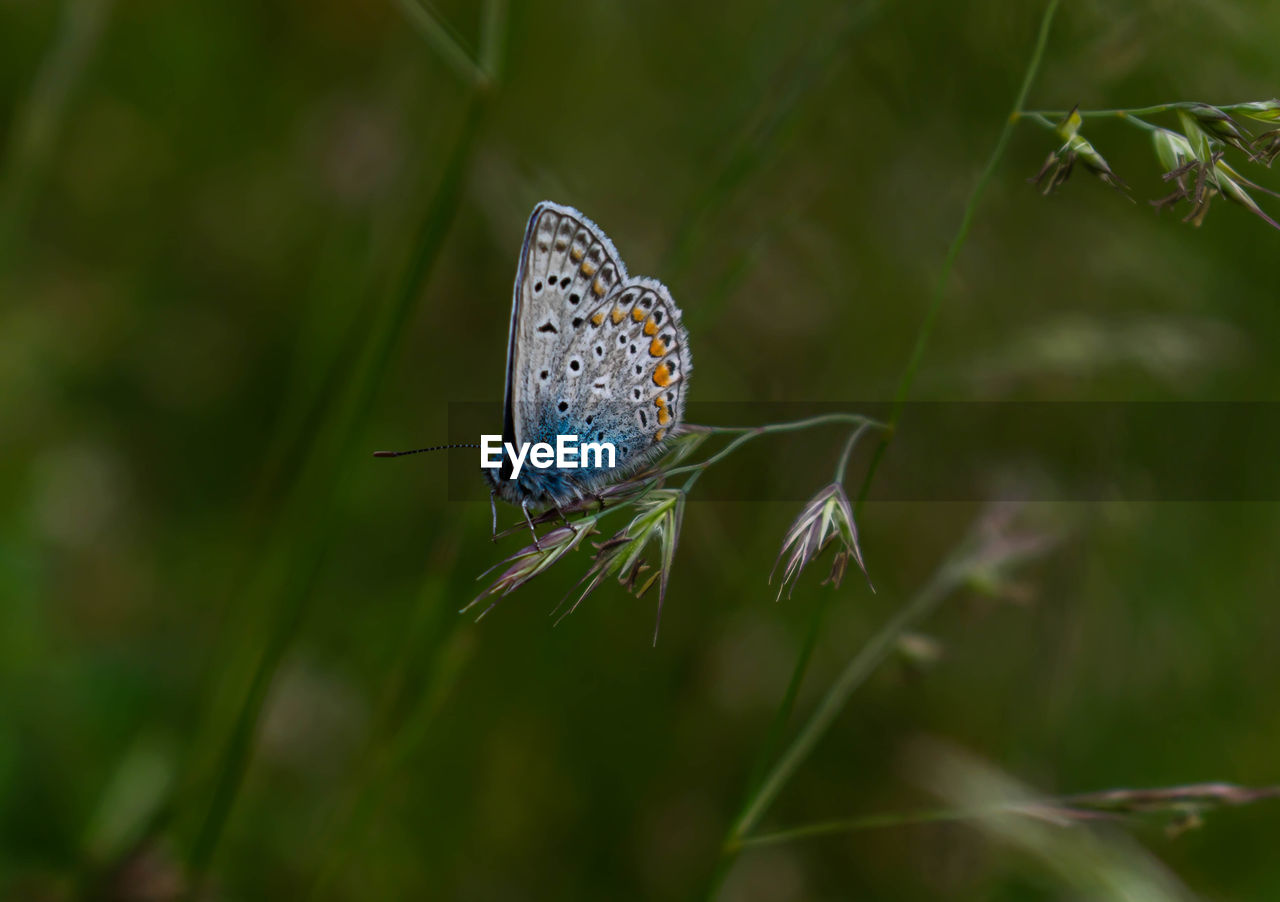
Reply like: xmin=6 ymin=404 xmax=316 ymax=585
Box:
xmin=3 ymin=0 xmax=1280 ymax=898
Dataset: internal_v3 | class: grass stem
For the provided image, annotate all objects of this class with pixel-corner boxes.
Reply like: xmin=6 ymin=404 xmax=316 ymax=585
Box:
xmin=705 ymin=2 xmax=1063 ymax=897
xmin=727 ymin=558 xmax=963 ymax=843
xmin=1022 ymin=100 xmax=1275 ymax=121
xmin=181 ymin=96 xmax=490 ymax=893
xmin=674 ymin=414 xmax=881 ymax=493
xmin=855 ymin=0 xmax=1061 ymax=513
xmin=394 ymin=0 xmax=491 ymax=89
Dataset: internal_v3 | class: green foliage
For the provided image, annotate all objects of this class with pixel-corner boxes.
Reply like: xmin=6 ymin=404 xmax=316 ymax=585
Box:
xmin=3 ymin=0 xmax=1280 ymax=900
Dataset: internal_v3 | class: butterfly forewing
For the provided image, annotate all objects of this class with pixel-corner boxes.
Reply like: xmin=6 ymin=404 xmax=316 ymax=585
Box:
xmin=508 ymin=202 xmax=627 ymax=447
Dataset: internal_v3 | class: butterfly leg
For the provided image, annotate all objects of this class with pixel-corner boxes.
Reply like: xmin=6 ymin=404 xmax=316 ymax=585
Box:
xmin=553 ymin=502 xmax=577 ymax=535
xmin=521 ymin=498 xmax=542 ymax=551
xmin=489 ymin=489 xmax=499 ymax=541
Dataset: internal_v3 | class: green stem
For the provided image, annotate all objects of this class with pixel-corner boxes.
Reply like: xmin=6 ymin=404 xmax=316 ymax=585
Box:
xmin=733 ymin=780 xmax=1280 ymax=849
xmin=1023 ymin=103 xmax=1181 ymax=120
xmin=734 ymin=805 xmax=1003 ymax=848
xmin=706 ymin=2 xmax=1063 ymax=897
xmin=1021 ymin=100 xmax=1272 ymax=121
xmin=672 ymin=413 xmax=882 ymax=491
xmin=833 ymin=423 xmax=873 ymax=484
xmin=693 ymin=412 xmax=880 ymax=436
xmin=716 ymin=591 xmax=833 ymax=868
xmin=728 ymin=558 xmax=964 ymax=844
xmin=1021 ymin=110 xmax=1160 ymax=134
xmin=855 ymin=0 xmax=1060 ymax=514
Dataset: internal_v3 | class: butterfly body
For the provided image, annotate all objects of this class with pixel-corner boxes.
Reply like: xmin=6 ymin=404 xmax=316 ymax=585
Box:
xmin=486 ymin=202 xmax=692 ymax=523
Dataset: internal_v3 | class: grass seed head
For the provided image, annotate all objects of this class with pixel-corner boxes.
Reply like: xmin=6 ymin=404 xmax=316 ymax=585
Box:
xmin=569 ymin=488 xmax=686 ymax=643
xmin=1187 ymin=104 xmax=1253 ymax=157
xmin=1030 ymin=109 xmax=1126 ymax=195
xmin=770 ymin=482 xmax=872 ymax=602
xmin=1251 ymin=129 xmax=1280 ymax=167
xmin=1231 ymin=99 xmax=1280 ymax=125
xmin=467 ymin=523 xmax=596 ymax=617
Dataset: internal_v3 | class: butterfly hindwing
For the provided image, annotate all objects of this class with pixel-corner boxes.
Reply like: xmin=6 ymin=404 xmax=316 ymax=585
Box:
xmin=564 ymin=279 xmax=690 ymax=464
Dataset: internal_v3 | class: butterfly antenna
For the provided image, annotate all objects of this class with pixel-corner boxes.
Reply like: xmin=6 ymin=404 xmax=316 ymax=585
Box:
xmin=372 ymin=443 xmax=480 ymax=458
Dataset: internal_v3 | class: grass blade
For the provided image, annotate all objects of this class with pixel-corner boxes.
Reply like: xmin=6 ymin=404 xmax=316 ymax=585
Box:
xmin=394 ymin=0 xmax=490 ymax=89
xmin=181 ymin=97 xmax=490 ymax=889
xmin=0 ymin=0 xmax=112 ymax=273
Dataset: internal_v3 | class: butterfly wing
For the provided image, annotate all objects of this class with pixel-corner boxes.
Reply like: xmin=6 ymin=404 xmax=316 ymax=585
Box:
xmin=559 ymin=277 xmax=691 ymax=471
xmin=503 ymin=201 xmax=628 ymax=449
xmin=499 ymin=201 xmax=691 ymax=505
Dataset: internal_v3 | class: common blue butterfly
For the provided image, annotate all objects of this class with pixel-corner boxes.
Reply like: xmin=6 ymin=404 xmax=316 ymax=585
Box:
xmin=486 ymin=201 xmax=692 ymax=541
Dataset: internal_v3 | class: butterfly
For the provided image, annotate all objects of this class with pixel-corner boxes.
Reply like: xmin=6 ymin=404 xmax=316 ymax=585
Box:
xmin=485 ymin=201 xmax=692 ymax=543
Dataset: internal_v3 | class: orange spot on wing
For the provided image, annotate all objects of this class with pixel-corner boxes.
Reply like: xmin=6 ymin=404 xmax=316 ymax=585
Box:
xmin=610 ymin=307 xmax=625 ymax=324
xmin=592 ymin=278 xmax=606 ymax=297
xmin=631 ymin=307 xmax=645 ymax=322
xmin=570 ymin=247 xmax=584 ymax=262
xmin=580 ymin=261 xmax=596 ymax=277
xmin=653 ymin=363 xmax=671 ymax=387
xmin=657 ymin=407 xmax=670 ymax=426
xmin=643 ymin=317 xmax=658 ymax=335
xmin=654 ymin=428 xmax=667 ymax=442
xmin=654 ymin=396 xmax=666 ymax=408
xmin=590 ymin=311 xmax=605 ymax=326
xmin=649 ymin=338 xmax=667 ymax=357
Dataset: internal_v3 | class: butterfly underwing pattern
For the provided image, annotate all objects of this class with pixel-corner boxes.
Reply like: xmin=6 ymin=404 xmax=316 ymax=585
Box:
xmin=485 ymin=201 xmax=692 ymax=533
